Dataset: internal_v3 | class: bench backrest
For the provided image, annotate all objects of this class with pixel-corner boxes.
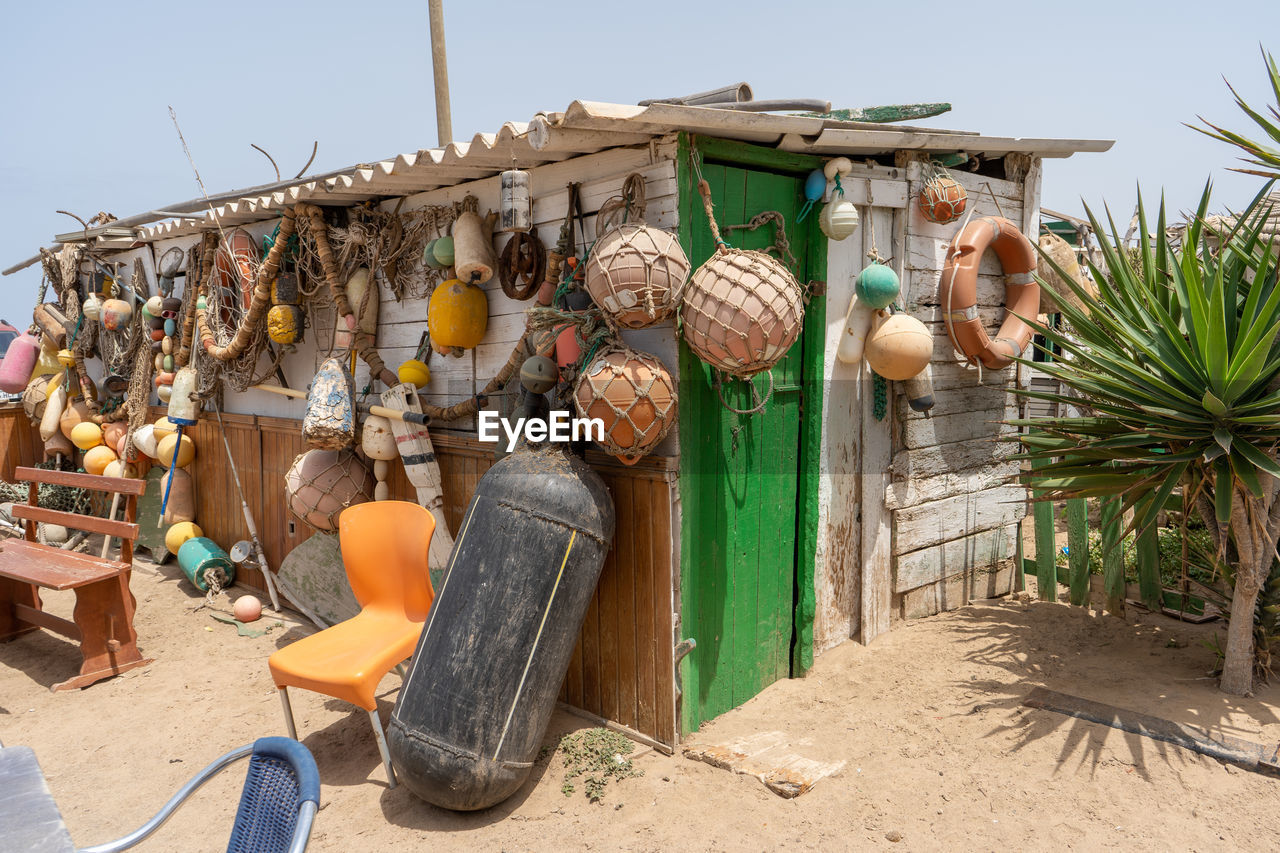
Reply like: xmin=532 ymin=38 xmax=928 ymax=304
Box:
xmin=10 ymin=467 xmax=147 ymax=565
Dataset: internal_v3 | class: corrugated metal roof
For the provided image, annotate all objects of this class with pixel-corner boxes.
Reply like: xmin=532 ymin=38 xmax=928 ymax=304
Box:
xmin=83 ymin=100 xmax=1114 ymax=246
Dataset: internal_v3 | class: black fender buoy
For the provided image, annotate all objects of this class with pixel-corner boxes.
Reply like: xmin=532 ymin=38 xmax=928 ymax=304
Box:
xmin=388 ymin=442 xmax=615 ymax=810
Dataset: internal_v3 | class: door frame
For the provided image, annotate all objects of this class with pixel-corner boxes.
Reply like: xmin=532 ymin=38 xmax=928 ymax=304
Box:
xmin=674 ymin=134 xmax=828 ymax=730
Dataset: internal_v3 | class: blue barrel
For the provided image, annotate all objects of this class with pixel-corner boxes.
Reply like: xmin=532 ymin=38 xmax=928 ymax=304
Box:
xmin=177 ymin=537 xmax=235 ymax=592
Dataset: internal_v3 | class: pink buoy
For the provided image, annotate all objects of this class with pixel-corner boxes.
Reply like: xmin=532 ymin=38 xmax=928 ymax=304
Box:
xmin=0 ymin=333 xmax=40 ymax=393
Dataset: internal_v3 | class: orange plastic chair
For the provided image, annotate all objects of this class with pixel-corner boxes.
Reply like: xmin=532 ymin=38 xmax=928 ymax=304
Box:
xmin=268 ymin=501 xmax=436 ymax=788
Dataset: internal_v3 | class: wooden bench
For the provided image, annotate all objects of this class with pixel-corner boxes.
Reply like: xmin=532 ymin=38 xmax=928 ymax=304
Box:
xmin=0 ymin=467 xmax=150 ymax=691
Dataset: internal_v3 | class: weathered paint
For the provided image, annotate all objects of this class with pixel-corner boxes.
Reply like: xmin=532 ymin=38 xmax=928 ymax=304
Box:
xmin=676 ymin=134 xmax=824 ymax=731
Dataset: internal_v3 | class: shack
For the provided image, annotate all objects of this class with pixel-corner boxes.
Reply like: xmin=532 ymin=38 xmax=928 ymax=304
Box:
xmin=0 ymin=98 xmax=1111 ymax=750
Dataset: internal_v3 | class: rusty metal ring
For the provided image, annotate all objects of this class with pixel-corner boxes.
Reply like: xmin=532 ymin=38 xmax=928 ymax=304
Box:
xmin=499 ymin=232 xmax=546 ymax=301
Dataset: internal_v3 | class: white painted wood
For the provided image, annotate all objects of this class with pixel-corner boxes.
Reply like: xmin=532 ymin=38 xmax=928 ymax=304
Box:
xmin=858 ymin=207 xmax=899 ymax=646
xmin=895 ymin=523 xmax=1016 ymax=593
xmin=893 ymin=484 xmax=1027 ymax=554
xmin=813 ymin=212 xmax=866 ymax=653
xmin=884 ymin=460 xmax=1019 ymax=512
xmin=891 ymin=432 xmax=1018 ymax=481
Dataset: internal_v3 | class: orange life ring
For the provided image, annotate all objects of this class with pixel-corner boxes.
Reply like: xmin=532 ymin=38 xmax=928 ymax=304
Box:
xmin=939 ymin=216 xmax=1040 ymax=369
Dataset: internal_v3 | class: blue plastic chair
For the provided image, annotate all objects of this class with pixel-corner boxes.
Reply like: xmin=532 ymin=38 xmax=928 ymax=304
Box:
xmin=79 ymin=737 xmax=319 ymax=853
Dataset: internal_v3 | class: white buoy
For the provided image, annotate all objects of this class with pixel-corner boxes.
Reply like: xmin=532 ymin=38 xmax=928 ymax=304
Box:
xmin=836 ymin=294 xmax=875 ymax=365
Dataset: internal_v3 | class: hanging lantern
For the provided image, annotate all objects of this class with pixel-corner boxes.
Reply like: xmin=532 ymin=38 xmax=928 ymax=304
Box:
xmin=573 ymin=345 xmax=677 ymax=465
xmin=919 ymin=165 xmax=968 ymax=224
xmin=864 ymin=312 xmax=933 ymax=381
xmin=680 ymin=249 xmax=804 ymax=378
xmin=285 ymin=449 xmax=375 ymax=532
xmin=428 ymin=278 xmax=488 ymax=350
xmin=499 ymin=169 xmax=532 ymax=234
xmin=855 ymin=263 xmax=901 ymax=310
xmin=585 ymin=224 xmax=690 ymax=329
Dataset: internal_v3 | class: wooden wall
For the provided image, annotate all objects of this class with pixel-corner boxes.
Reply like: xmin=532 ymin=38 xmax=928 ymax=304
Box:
xmin=0 ymin=404 xmax=41 ymax=483
xmin=887 ymin=161 xmax=1038 ymax=619
xmin=171 ymin=409 xmax=678 ymax=747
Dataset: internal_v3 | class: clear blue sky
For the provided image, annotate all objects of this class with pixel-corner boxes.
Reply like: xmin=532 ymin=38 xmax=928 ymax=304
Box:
xmin=2 ymin=0 xmax=1278 ymax=322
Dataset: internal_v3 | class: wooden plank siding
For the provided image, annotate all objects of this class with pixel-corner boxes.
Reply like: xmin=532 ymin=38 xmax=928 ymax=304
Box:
xmin=153 ymin=406 xmax=678 ymax=747
xmin=884 ymin=159 xmax=1034 ymax=619
xmin=0 ymin=405 xmax=42 ymax=483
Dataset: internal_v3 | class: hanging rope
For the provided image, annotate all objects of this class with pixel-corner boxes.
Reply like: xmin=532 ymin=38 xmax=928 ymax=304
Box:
xmin=713 ymin=369 xmax=774 ymax=415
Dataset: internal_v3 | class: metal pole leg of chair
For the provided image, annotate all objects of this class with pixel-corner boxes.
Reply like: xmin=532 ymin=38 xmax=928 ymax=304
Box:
xmin=278 ymin=688 xmax=298 ymax=740
xmin=367 ymin=709 xmax=397 ymax=789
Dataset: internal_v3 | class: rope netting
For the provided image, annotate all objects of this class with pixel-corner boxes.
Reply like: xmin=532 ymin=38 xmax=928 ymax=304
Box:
xmin=573 ymin=344 xmax=676 ymax=461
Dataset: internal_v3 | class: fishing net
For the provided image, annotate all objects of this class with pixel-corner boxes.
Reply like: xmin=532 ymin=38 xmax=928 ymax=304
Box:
xmin=284 ymin=449 xmax=374 ymax=532
xmin=0 ymin=460 xmax=94 ymax=515
xmin=919 ymin=162 xmax=968 ymax=225
xmin=573 ymin=344 xmax=677 ymax=462
xmin=680 ymin=175 xmax=804 ymax=380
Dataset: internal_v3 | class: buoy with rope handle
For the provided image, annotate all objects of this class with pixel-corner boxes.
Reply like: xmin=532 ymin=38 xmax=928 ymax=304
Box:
xmin=939 ymin=216 xmax=1040 ymax=370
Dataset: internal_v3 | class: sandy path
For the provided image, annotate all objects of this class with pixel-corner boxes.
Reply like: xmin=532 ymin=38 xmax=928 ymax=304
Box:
xmin=2 ymin=557 xmax=1277 ymax=851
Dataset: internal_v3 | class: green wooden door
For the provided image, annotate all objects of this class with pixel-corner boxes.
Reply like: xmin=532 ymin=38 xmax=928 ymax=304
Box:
xmin=678 ymin=156 xmax=822 ymax=733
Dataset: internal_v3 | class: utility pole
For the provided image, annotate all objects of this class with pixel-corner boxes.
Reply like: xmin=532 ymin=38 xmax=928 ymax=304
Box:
xmin=428 ymin=0 xmax=452 ymax=146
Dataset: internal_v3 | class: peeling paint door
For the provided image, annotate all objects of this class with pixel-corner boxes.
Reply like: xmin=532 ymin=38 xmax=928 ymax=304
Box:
xmin=678 ymin=160 xmax=817 ymax=733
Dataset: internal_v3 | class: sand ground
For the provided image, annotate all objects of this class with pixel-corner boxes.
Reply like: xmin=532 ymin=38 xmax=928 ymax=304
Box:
xmin=2 ymin=554 xmax=1278 ymax=852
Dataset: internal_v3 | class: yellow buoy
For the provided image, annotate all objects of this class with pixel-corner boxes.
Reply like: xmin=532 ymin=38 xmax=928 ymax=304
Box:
xmin=397 ymin=358 xmax=432 ymax=388
xmin=165 ymin=521 xmax=203 ymax=555
xmin=864 ymin=313 xmax=934 ymax=381
xmin=70 ymin=421 xmax=103 ymax=450
xmin=427 ymin=278 xmax=488 ymax=350
xmin=156 ymin=432 xmax=196 ymax=468
xmin=83 ymin=445 xmax=118 ymax=476
xmin=153 ymin=416 xmax=177 ymax=442
xmin=267 ymin=304 xmax=305 ymax=345
xmin=102 ymin=459 xmax=138 ymax=479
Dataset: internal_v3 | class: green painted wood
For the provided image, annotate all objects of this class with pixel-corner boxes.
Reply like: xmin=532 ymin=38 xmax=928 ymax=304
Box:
xmin=792 ymin=192 xmax=826 ymax=676
xmin=1067 ymin=497 xmax=1090 ymax=606
xmin=802 ymin=103 xmax=952 ymax=123
xmin=676 ymin=134 xmax=819 ymax=732
xmin=1135 ymin=501 xmax=1162 ymax=611
xmin=1032 ymin=456 xmax=1057 ymax=600
xmin=691 ymin=135 xmax=824 ymax=175
xmin=1100 ymin=495 xmax=1125 ymax=615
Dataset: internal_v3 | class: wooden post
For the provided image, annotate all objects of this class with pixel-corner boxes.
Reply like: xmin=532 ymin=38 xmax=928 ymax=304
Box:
xmin=428 ymin=0 xmax=452 ymax=146
xmin=1067 ymin=497 xmax=1090 ymax=606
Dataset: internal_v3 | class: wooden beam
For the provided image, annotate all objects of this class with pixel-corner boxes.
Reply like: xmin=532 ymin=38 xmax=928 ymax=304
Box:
xmin=11 ymin=505 xmax=139 ymax=541
xmin=12 ymin=603 xmax=79 ymax=641
xmin=1024 ymin=687 xmax=1280 ymax=777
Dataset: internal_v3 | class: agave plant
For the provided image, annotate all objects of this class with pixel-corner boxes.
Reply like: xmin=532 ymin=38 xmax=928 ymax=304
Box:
xmin=1018 ymin=182 xmax=1280 ymax=695
xmin=1193 ymin=48 xmax=1280 ymax=179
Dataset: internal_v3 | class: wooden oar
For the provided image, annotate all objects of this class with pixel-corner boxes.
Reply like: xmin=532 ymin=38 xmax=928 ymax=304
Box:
xmin=380 ymin=383 xmax=454 ymax=572
xmin=252 ymin=383 xmax=431 ymax=425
